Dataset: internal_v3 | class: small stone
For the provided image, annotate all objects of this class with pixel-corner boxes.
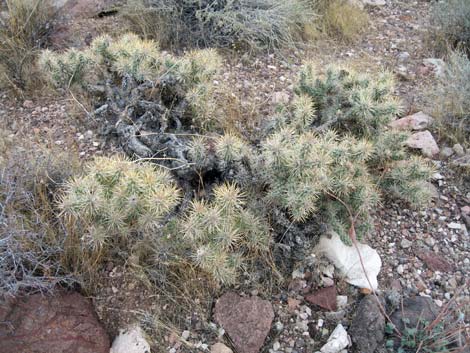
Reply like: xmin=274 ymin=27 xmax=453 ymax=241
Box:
xmin=336 ymin=296 xmax=348 ymax=309
xmin=23 ymin=100 xmax=34 ymax=109
xmin=448 ymin=222 xmax=461 ymax=230
xmin=440 ymin=147 xmax=454 ymax=159
xmin=453 ymin=144 xmax=465 ymax=157
xmin=322 ymin=276 xmax=335 ymax=287
xmin=181 ymin=330 xmax=190 ymax=340
xmin=401 ymin=239 xmax=412 ymax=249
xmin=396 ymin=265 xmax=404 ymax=275
xmin=424 ymin=237 xmax=435 ymax=247
xmin=288 ymin=298 xmax=301 ymax=312
xmin=272 ymin=91 xmax=290 ymax=105
xmin=397 ymin=52 xmax=410 ymax=62
xmin=273 ymin=342 xmax=281 ymax=351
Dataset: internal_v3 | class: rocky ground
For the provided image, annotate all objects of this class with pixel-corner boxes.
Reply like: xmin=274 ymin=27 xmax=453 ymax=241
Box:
xmin=0 ymin=0 xmax=469 ymax=353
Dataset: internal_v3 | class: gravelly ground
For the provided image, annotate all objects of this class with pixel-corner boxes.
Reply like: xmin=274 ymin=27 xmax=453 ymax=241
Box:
xmin=0 ymin=0 xmax=468 ymax=352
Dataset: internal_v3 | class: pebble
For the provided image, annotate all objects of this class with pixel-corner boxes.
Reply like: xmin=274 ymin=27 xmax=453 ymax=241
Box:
xmin=181 ymin=330 xmax=190 ymax=340
xmin=401 ymin=239 xmax=412 ymax=249
xmin=447 ymin=222 xmax=461 ymax=230
xmin=397 ymin=265 xmax=404 ymax=274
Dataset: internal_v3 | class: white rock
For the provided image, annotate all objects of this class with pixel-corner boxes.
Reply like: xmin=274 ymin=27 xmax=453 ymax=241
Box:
xmin=336 ymin=296 xmax=348 ymax=309
xmin=315 ymin=232 xmax=382 ymax=290
xmin=362 ymin=0 xmax=386 ymax=6
xmin=271 ymin=91 xmax=290 ymax=105
xmin=181 ymin=330 xmax=190 ymax=340
xmin=448 ymin=222 xmax=461 ymax=230
xmin=453 ymin=144 xmax=465 ymax=157
xmin=397 ymin=264 xmax=404 ymax=275
xmin=320 ymin=324 xmax=350 ymax=353
xmin=211 ymin=342 xmax=233 ymax=353
xmin=406 ymin=130 xmax=440 ymax=158
xmin=110 ymin=325 xmax=150 ymax=353
xmin=423 ymin=58 xmax=446 ymax=77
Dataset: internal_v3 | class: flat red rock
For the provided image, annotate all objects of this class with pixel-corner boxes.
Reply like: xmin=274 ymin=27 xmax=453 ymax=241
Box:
xmin=0 ymin=291 xmax=110 ymax=353
xmin=214 ymin=292 xmax=274 ymax=353
xmin=305 ymin=285 xmax=337 ymax=311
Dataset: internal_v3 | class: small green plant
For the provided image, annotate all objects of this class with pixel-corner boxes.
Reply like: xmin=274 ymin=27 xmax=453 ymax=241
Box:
xmin=123 ymin=0 xmax=314 ymax=51
xmin=430 ymin=50 xmax=470 ymax=146
xmin=59 ymin=155 xmax=181 ymax=250
xmin=181 ymin=183 xmax=271 ymax=284
xmin=430 ymin=0 xmax=470 ymax=54
xmin=385 ymin=315 xmax=468 ymax=353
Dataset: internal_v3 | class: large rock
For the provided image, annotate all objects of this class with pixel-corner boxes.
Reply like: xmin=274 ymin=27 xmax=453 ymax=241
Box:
xmin=390 ymin=297 xmax=439 ymax=333
xmin=214 ymin=292 xmax=274 ymax=353
xmin=350 ymin=296 xmax=385 ymax=353
xmin=389 ymin=112 xmax=433 ymax=131
xmin=314 ymin=232 xmax=382 ymax=290
xmin=0 ymin=291 xmax=110 ymax=353
xmin=211 ymin=342 xmax=234 ymax=353
xmin=406 ymin=130 xmax=440 ymax=158
xmin=110 ymin=325 xmax=150 ymax=353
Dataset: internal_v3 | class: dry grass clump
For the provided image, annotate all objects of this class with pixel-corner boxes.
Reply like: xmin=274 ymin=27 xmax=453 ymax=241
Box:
xmin=306 ymin=0 xmax=368 ymax=42
xmin=430 ymin=50 xmax=470 ymax=146
xmin=123 ymin=0 xmax=313 ymax=51
xmin=430 ymin=0 xmax=470 ymax=54
xmin=0 ymin=0 xmax=55 ymax=92
xmin=0 ymin=133 xmax=80 ymax=296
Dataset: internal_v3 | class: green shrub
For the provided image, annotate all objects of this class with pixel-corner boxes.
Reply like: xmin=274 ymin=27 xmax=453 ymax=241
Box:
xmin=59 ymin=155 xmax=181 ymax=250
xmin=181 ymin=183 xmax=270 ymax=284
xmin=0 ymin=0 xmax=54 ymax=91
xmin=430 ymin=50 xmax=470 ymax=145
xmin=261 ymin=128 xmax=379 ymax=241
xmin=39 ymin=34 xmax=223 ymax=170
xmin=123 ymin=0 xmax=313 ymax=51
xmin=294 ymin=63 xmax=402 ymax=137
xmin=261 ymin=65 xmax=433 ymax=241
xmin=310 ymin=0 xmax=368 ymax=42
xmin=431 ymin=0 xmax=470 ymax=53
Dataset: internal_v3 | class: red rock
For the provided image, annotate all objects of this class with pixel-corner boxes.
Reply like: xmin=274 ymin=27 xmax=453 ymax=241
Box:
xmin=0 ymin=291 xmax=110 ymax=353
xmin=287 ymin=297 xmax=301 ymax=312
xmin=461 ymin=206 xmax=470 ymax=216
xmin=389 ymin=111 xmax=433 ymax=131
xmin=418 ymin=251 xmax=454 ymax=273
xmin=214 ymin=292 xmax=274 ymax=353
xmin=305 ymin=286 xmax=337 ymax=311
